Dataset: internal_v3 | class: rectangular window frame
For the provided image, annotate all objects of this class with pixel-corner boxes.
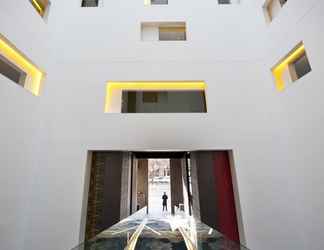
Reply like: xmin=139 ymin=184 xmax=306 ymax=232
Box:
xmin=105 ymin=81 xmax=207 ymax=113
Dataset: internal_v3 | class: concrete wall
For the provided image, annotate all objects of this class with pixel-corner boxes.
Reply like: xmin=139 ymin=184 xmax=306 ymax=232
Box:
xmin=101 ymin=152 xmax=123 ymax=231
xmin=170 ymin=159 xmax=184 ymax=214
xmin=193 ymin=152 xmax=218 ymax=229
xmin=120 ymin=152 xmax=132 ymax=219
xmin=0 ymin=0 xmax=324 ymax=250
xmin=137 ymin=159 xmax=148 ymax=210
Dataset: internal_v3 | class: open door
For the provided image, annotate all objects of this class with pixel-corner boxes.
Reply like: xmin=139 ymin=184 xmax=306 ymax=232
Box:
xmin=190 ymin=151 xmax=241 ymax=242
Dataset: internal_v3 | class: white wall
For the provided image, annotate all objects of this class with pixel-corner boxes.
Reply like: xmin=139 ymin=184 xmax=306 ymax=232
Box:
xmin=0 ymin=0 xmax=323 ymax=250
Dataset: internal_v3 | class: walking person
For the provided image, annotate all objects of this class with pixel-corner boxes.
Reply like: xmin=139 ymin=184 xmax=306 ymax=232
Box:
xmin=162 ymin=192 xmax=168 ymax=211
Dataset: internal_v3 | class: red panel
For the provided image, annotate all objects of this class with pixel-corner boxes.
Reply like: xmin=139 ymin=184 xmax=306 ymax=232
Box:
xmin=213 ymin=152 xmax=240 ymax=242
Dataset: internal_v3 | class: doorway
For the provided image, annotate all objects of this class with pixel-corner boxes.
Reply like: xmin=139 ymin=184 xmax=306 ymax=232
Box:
xmin=147 ymin=159 xmax=171 ymax=216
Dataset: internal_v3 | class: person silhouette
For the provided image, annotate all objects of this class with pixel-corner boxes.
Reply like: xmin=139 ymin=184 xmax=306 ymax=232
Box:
xmin=162 ymin=192 xmax=168 ymax=211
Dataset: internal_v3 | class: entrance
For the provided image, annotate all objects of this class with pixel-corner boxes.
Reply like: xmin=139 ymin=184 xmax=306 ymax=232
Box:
xmin=147 ymin=159 xmax=171 ymax=216
xmin=82 ymin=151 xmax=243 ymax=244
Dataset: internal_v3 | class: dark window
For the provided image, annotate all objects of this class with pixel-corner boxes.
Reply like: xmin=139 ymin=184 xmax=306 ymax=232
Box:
xmin=151 ymin=0 xmax=168 ymax=4
xmin=0 ymin=55 xmax=27 ymax=86
xmin=291 ymin=53 xmax=312 ymax=80
xmin=122 ymin=90 xmax=207 ymax=113
xmin=82 ymin=0 xmax=99 ymax=7
xmin=218 ymin=0 xmax=231 ymax=4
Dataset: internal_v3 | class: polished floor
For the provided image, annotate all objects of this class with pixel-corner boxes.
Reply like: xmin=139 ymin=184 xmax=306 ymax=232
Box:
xmin=72 ymin=209 xmax=249 ymax=250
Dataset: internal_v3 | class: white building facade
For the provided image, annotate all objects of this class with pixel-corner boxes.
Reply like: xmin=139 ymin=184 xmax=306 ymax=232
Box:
xmin=0 ymin=0 xmax=324 ymax=250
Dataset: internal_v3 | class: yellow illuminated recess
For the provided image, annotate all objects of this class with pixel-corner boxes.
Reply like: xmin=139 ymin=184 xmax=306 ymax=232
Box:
xmin=144 ymin=0 xmax=150 ymax=6
xmin=30 ymin=0 xmax=47 ymax=17
xmin=0 ymin=34 xmax=45 ymax=96
xmin=31 ymin=0 xmax=44 ymax=15
xmin=105 ymin=81 xmax=206 ymax=112
xmin=272 ymin=43 xmax=306 ymax=92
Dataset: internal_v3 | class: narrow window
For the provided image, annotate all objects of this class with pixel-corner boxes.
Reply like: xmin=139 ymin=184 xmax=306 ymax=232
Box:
xmin=29 ymin=0 xmax=50 ymax=18
xmin=272 ymin=42 xmax=311 ymax=91
xmin=81 ymin=0 xmax=99 ymax=7
xmin=0 ymin=34 xmax=45 ymax=96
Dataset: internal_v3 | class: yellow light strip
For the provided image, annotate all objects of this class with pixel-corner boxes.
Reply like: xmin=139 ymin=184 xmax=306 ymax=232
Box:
xmin=105 ymin=81 xmax=206 ymax=112
xmin=0 ymin=34 xmax=45 ymax=96
xmin=31 ymin=0 xmax=44 ymax=14
xmin=272 ymin=43 xmax=306 ymax=92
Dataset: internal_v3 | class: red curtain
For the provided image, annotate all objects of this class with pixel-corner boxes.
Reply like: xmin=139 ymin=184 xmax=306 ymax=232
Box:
xmin=213 ymin=152 xmax=240 ymax=242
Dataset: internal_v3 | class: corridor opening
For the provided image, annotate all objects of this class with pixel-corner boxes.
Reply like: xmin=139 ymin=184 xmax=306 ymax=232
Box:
xmin=81 ymin=150 xmax=244 ymax=244
xmin=147 ymin=159 xmax=171 ymax=216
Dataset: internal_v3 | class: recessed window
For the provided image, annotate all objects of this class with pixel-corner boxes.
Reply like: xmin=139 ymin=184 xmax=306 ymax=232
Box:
xmin=289 ymin=53 xmax=312 ymax=81
xmin=122 ymin=91 xmax=206 ymax=113
xmin=0 ymin=55 xmax=27 ymax=86
xmin=81 ymin=0 xmax=99 ymax=7
xmin=263 ymin=0 xmax=287 ymax=22
xmin=105 ymin=81 xmax=207 ymax=113
xmin=141 ymin=22 xmax=187 ymax=41
xmin=272 ymin=42 xmax=311 ymax=91
xmin=144 ymin=0 xmax=168 ymax=5
xmin=218 ymin=0 xmax=240 ymax=4
xmin=0 ymin=34 xmax=45 ymax=96
xmin=29 ymin=0 xmax=50 ymax=18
